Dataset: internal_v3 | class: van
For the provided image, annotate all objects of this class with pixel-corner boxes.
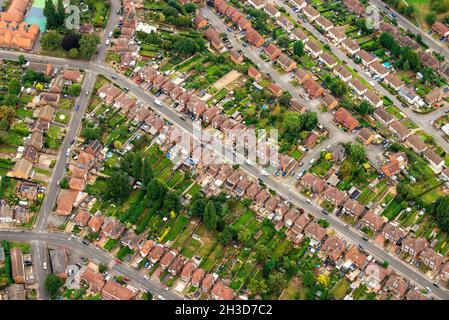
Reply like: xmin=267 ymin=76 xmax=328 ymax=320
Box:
xmin=154 ymin=99 xmax=162 ymax=106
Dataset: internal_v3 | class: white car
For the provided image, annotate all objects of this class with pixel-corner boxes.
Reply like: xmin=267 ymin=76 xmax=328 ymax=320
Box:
xmin=43 ymin=262 xmax=47 ymax=270
xmin=143 ymin=275 xmax=149 ymax=280
xmin=245 ymin=159 xmax=253 ymax=165
xmin=105 ymin=39 xmax=110 ymax=46
xmin=108 ymin=31 xmax=113 ymax=38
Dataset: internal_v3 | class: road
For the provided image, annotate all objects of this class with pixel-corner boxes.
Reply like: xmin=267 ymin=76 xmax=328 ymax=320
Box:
xmin=0 ymin=230 xmax=182 ymax=300
xmin=93 ymin=0 xmax=121 ymax=64
xmin=31 ymin=241 xmax=50 ymax=300
xmin=1 ymin=44 xmax=448 ymax=299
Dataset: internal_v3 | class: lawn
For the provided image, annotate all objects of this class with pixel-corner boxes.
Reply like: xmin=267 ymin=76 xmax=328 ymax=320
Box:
xmin=381 ymin=197 xmax=403 ymax=221
xmin=332 ymin=279 xmax=350 ymax=300
xmin=54 ymin=112 xmax=70 ymax=125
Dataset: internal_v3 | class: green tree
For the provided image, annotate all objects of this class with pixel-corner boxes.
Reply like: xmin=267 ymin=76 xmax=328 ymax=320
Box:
xmin=248 ymin=278 xmax=268 ymax=297
xmin=204 ymin=201 xmax=218 ymax=230
xmin=293 ymin=40 xmax=304 ymax=57
xmin=347 ymin=142 xmax=366 ymax=164
xmin=303 ymin=270 xmax=316 ymax=287
xmin=172 ymin=37 xmax=200 ymax=57
xmin=267 ymin=272 xmax=287 ymax=296
xmin=56 ymin=0 xmax=66 ymax=26
xmin=283 ymin=112 xmax=303 ymax=143
xmin=67 ymin=83 xmax=81 ymax=96
xmin=79 ymin=33 xmax=101 ymax=59
xmin=425 ymin=13 xmax=437 ymax=26
xmin=356 ymin=101 xmax=373 ymax=115
xmin=142 ymin=291 xmax=153 ymax=300
xmin=41 ymin=30 xmax=63 ymax=51
xmin=300 ymin=111 xmax=318 ymax=131
xmin=190 ymin=198 xmax=206 ymax=217
xmin=68 ymin=48 xmax=79 ymax=58
xmin=255 ymin=244 xmax=270 ymax=264
xmin=432 ymin=195 xmax=449 ymax=232
xmin=18 ymin=55 xmax=25 ymax=65
xmin=329 ymin=78 xmax=347 ymax=97
xmin=98 ymin=263 xmax=108 ymax=273
xmin=8 ymin=78 xmax=20 ymax=95
xmin=43 ymin=0 xmax=57 ymax=29
xmin=105 ymin=171 xmax=131 ymax=203
xmin=44 ymin=274 xmax=63 ymax=295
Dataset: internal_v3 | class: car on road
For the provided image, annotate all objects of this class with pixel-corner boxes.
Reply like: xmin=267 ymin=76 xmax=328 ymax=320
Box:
xmin=66 ymin=148 xmax=70 ymax=156
xmin=112 ymin=75 xmax=117 ymax=79
xmin=227 ymin=27 xmax=232 ymax=32
xmin=115 ymin=259 xmax=122 ymax=264
xmin=306 ymin=199 xmax=312 ymax=204
xmin=42 ymin=262 xmax=47 ymax=270
xmin=433 ymin=282 xmax=440 ymax=288
xmin=143 ymin=275 xmax=149 ymax=280
xmin=105 ymin=39 xmax=110 ymax=46
xmin=75 ymin=105 xmax=80 ymax=111
xmin=361 ymin=235 xmax=369 ymax=241
xmin=108 ymin=31 xmax=113 ymax=38
xmin=123 ymin=277 xmax=129 ymax=282
xmin=180 ymin=117 xmax=186 ymax=121
xmin=82 ymin=239 xmax=89 ymax=245
xmin=426 ymin=286 xmax=432 ymax=293
xmin=85 ymin=90 xmax=89 ymax=96
xmin=344 ymin=224 xmax=349 ymax=229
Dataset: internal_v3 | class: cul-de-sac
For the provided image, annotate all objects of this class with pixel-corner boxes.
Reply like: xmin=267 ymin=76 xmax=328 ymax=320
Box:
xmin=1 ymin=0 xmax=449 ymax=302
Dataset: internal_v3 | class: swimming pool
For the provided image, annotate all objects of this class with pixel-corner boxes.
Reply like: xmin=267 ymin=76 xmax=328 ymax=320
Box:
xmin=24 ymin=0 xmax=49 ymax=32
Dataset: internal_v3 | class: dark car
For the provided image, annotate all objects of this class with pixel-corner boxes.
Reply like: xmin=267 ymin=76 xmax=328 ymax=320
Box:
xmin=82 ymin=239 xmax=90 ymax=245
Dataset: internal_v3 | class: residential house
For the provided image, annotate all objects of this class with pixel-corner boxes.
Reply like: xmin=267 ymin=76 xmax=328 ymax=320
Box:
xmin=323 ymin=186 xmax=347 ymax=207
xmin=423 ymin=149 xmax=444 ymax=174
xmin=361 ymin=211 xmax=385 ymax=232
xmin=8 ymin=158 xmax=33 ymax=180
xmin=384 ymin=275 xmax=409 ymax=298
xmin=363 ymin=90 xmax=383 ymax=108
xmin=342 ymin=198 xmax=365 ymax=217
xmin=74 ymin=209 xmax=91 ymax=228
xmin=322 ymin=235 xmax=346 ymax=261
xmin=10 ymin=247 xmax=25 ymax=284
xmin=211 ymin=282 xmax=235 ymax=300
xmin=245 ymin=27 xmax=265 ymax=47
xmin=230 ymin=50 xmax=244 ymax=64
xmin=248 ymin=66 xmax=262 ymax=81
xmin=327 ymin=27 xmax=346 ymax=43
xmin=358 ymin=127 xmax=374 ymax=145
xmin=384 ymin=74 xmax=404 ymax=91
xmin=264 ymin=3 xmax=280 ymax=18
xmin=319 ymin=53 xmax=337 ymax=69
xmin=348 ymin=78 xmax=368 ymax=95
xmin=341 ymin=38 xmax=360 ymax=55
xmin=345 ymin=245 xmax=367 ymax=269
xmin=356 ymin=49 xmax=377 ymax=67
xmin=268 ymin=83 xmax=283 ymax=97
xmin=373 ymin=108 xmax=394 ymax=126
xmin=81 ymin=268 xmax=105 ymax=292
xmin=201 ymin=273 xmax=218 ymax=292
xmin=389 ymin=121 xmax=411 ymax=141
xmin=382 ymin=222 xmax=406 ymax=244
xmin=291 ymin=28 xmax=308 ymax=42
xmin=169 ymin=255 xmax=186 ymax=276
xmin=265 ymin=44 xmax=282 ymax=61
xmin=333 ymin=65 xmax=352 ymax=82
xmin=295 ymin=68 xmax=311 ymax=84
xmin=304 ymin=41 xmax=322 ymax=58
xmin=401 ymin=236 xmax=427 ymax=257
xmin=102 ymin=220 xmax=125 ymax=240
xmin=432 ymin=21 xmax=449 ymax=37
xmin=420 ymin=248 xmax=444 ymax=271
xmin=303 ymin=78 xmax=324 ymax=99
xmin=405 ymin=135 xmax=428 ymax=154
xmin=191 ymin=268 xmax=206 ymax=287
xmin=315 ymin=16 xmax=333 ymax=31
xmin=149 ymin=244 xmax=165 ymax=264
xmin=300 ymin=173 xmax=325 ymax=193
xmin=277 ymin=53 xmax=297 ymax=72
xmin=304 ymin=222 xmax=327 ymax=243
xmin=334 ymin=108 xmax=359 ymax=132
xmin=302 ymin=5 xmax=320 ymax=21
xmin=101 ymin=280 xmax=135 ymax=300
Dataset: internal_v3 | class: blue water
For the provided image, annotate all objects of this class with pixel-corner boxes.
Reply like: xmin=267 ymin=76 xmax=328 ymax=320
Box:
xmin=383 ymin=61 xmax=391 ymax=68
xmin=24 ymin=7 xmax=47 ymax=32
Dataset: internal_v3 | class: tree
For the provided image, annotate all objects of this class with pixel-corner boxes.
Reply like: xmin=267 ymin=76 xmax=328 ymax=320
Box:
xmin=142 ymin=291 xmax=153 ymax=300
xmin=329 ymin=78 xmax=347 ymax=97
xmin=105 ymin=171 xmax=131 ymax=203
xmin=146 ymin=179 xmax=167 ymax=203
xmin=293 ymin=40 xmax=304 ymax=57
xmin=68 ymin=48 xmax=79 ymax=58
xmin=18 ymin=55 xmax=25 ymax=65
xmin=113 ymin=140 xmax=122 ymax=150
xmin=62 ymin=33 xmax=81 ymax=51
xmin=356 ymin=101 xmax=373 ymax=115
xmin=190 ymin=198 xmax=206 ymax=218
xmin=184 ymin=3 xmax=197 ymax=13
xmin=432 ymin=196 xmax=449 ymax=232
xmin=8 ymin=78 xmax=20 ymax=95
xmin=172 ymin=37 xmax=200 ymax=57
xmin=218 ymin=226 xmax=234 ymax=246
xmin=237 ymin=228 xmax=252 ymax=246
xmin=425 ymin=13 xmax=437 ymax=26
xmin=67 ymin=83 xmax=81 ymax=96
xmin=283 ymin=112 xmax=302 ymax=143
xmin=300 ymin=112 xmax=318 ymax=131
xmin=248 ymin=278 xmax=268 ymax=297
xmin=98 ymin=263 xmax=108 ymax=273
xmin=277 ymin=36 xmax=290 ymax=49
xmin=255 ymin=244 xmax=270 ymax=264
xmin=43 ymin=0 xmax=57 ymax=29
xmin=44 ymin=274 xmax=63 ymax=295
xmin=267 ymin=272 xmax=287 ymax=296
xmin=347 ymin=142 xmax=366 ymax=164
xmin=132 ymin=152 xmax=143 ymax=180
xmin=141 ymin=158 xmax=154 ymax=186
xmin=41 ymin=31 xmax=62 ymax=51
xmin=303 ymin=270 xmax=316 ymax=287
xmin=56 ymin=0 xmax=66 ymax=27
xmin=79 ymin=33 xmax=100 ymax=59
xmin=204 ymin=201 xmax=218 ymax=230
